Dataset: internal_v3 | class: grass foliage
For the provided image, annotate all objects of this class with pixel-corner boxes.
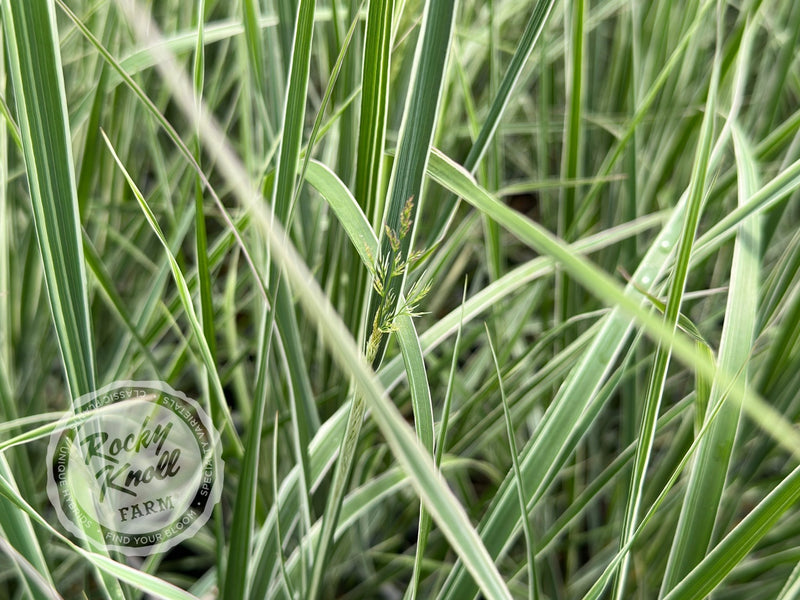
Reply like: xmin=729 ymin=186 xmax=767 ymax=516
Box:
xmin=2 ymin=0 xmax=800 ymax=598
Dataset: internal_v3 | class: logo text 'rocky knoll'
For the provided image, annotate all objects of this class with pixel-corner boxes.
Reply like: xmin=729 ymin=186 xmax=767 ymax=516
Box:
xmin=47 ymin=381 xmax=223 ymax=556
xmin=80 ymin=417 xmax=181 ymax=500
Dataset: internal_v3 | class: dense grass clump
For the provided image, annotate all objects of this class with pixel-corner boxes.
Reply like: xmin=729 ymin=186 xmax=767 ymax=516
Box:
xmin=2 ymin=0 xmax=800 ymax=598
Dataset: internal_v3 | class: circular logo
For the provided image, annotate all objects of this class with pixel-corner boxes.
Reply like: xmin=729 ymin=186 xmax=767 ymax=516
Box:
xmin=46 ymin=381 xmax=223 ymax=556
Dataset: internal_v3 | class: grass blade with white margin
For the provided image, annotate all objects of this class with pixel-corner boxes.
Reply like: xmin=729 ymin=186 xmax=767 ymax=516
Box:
xmin=225 ymin=273 xmax=282 ymax=600
xmin=190 ymin=0 xmax=227 ymax=582
xmin=397 ymin=310 xmax=435 ymax=600
xmin=777 ymin=561 xmax=800 ymax=600
xmin=660 ymin=121 xmax=760 ymax=594
xmin=0 ymin=533 xmax=59 ymax=600
xmin=294 ymin=3 xmax=363 ymax=218
xmin=110 ymin=4 xmax=513 ymax=596
xmin=1 ymin=0 xmax=95 ymax=402
xmin=355 ymin=0 xmax=394 ymax=228
xmin=557 ymin=0 xmax=585 ymax=327
xmin=662 ymin=462 xmax=800 ymax=600
xmin=424 ymin=146 xmax=799 ymax=598
xmin=320 ymin=0 xmax=376 ymax=341
xmin=565 ymin=0 xmax=715 ymax=238
xmin=264 ymin=0 xmax=320 ymax=540
xmin=241 ymin=0 xmax=276 ymax=139
xmin=612 ymin=11 xmax=721 ymax=596
xmin=271 ymin=0 xmax=315 ymax=224
xmin=364 ymin=0 xmax=457 ymax=368
xmin=0 ymin=22 xmax=53 ymax=600
xmin=1 ymin=2 xmax=121 ymax=596
xmin=0 ymin=456 xmax=54 ymax=600
xmin=406 ymin=281 xmax=467 ymax=600
xmin=311 ymin=0 xmax=456 ymax=591
xmin=246 ymin=210 xmax=661 ymax=596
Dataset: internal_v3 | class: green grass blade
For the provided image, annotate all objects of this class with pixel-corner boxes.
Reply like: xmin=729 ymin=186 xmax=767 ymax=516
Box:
xmin=345 ymin=0 xmax=394 ymax=339
xmin=612 ymin=15 xmax=721 ymax=595
xmin=459 ymin=0 xmax=556 ymax=172
xmin=777 ymin=561 xmax=800 ymax=600
xmin=191 ymin=0 xmax=227 ymax=582
xmin=193 ymin=0 xmax=213 ymax=372
xmin=265 ymin=0 xmax=321 ymax=525
xmin=275 ymin=0 xmax=296 ymax=75
xmin=75 ymin=7 xmax=116 ymax=209
xmin=81 ymin=236 xmax=157 ymax=369
xmin=307 ymin=388 xmax=365 ymax=599
xmin=482 ymin=0 xmax=502 ymax=282
xmin=557 ymin=0 xmax=585 ymax=327
xmin=271 ymin=0 xmax=316 ymax=223
xmin=270 ymin=410 xmax=297 ymax=600
xmin=2 ymin=0 xmax=96 ymax=399
xmin=293 ymin=0 xmax=362 ymax=222
xmin=0 ymin=21 xmax=9 ymax=437
xmin=365 ymin=0 xmax=457 ymax=368
xmin=355 ymin=0 xmax=394 ymax=228
xmin=241 ymin=0 xmax=276 ymax=138
xmin=428 ymin=149 xmax=701 ymax=600
xmin=486 ymin=326 xmax=539 ymax=600
xmin=434 ymin=281 xmax=466 ymax=470
xmin=566 ymin=0 xmax=715 ymax=236
xmin=397 ymin=311 xmax=435 ymax=600
xmin=663 ymin=463 xmax=800 ymax=600
xmin=396 ymin=314 xmax=434 ymax=453
xmin=429 ymin=0 xmax=557 ymax=240
xmin=406 ymin=282 xmax=467 ymax=600
xmin=660 ymin=122 xmax=761 ymax=594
